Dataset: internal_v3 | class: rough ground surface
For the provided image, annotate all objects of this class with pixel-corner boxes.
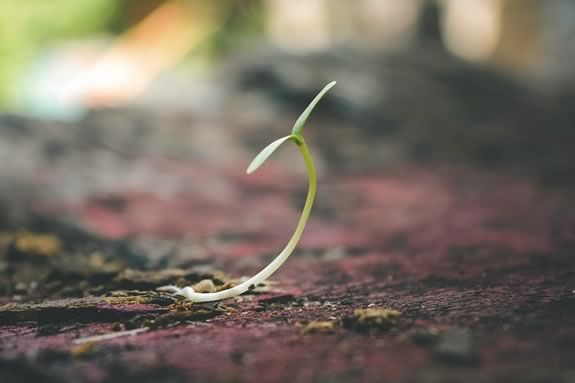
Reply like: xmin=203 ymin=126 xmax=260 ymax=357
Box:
xmin=1 ymin=50 xmax=575 ymax=382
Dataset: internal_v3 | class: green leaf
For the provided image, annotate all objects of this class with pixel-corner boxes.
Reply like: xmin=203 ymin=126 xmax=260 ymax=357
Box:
xmin=292 ymin=81 xmax=336 ymax=137
xmin=246 ymin=135 xmax=293 ymax=174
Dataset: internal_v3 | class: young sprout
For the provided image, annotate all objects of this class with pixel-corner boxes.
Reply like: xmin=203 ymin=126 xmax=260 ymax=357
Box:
xmin=160 ymin=81 xmax=336 ymax=302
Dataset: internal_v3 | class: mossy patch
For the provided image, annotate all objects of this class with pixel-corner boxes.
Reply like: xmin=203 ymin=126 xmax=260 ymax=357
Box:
xmin=344 ymin=307 xmax=401 ymax=334
xmin=302 ymin=320 xmax=335 ymax=334
xmin=143 ymin=301 xmax=225 ymax=329
xmin=8 ymin=233 xmax=61 ymax=258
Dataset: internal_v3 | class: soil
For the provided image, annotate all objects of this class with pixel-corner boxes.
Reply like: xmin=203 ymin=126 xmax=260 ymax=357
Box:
xmin=1 ymin=48 xmax=575 ymax=383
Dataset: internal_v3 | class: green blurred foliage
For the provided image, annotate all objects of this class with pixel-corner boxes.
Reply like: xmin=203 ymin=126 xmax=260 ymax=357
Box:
xmin=0 ymin=0 xmax=264 ymax=109
xmin=0 ymin=0 xmax=117 ymax=106
xmin=198 ymin=0 xmax=263 ymax=60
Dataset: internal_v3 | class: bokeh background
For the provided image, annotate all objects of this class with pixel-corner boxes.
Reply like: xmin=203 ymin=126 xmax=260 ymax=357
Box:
xmin=2 ymin=0 xmax=575 ymax=115
xmin=2 ymin=0 xmax=575 ymax=239
xmin=1 ymin=2 xmax=575 ymax=382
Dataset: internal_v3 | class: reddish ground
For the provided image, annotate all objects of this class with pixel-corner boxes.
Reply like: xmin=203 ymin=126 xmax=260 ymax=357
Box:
xmin=0 ymin=107 xmax=574 ymax=382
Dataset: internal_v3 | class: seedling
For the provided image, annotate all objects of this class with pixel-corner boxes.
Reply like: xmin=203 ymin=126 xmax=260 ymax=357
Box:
xmin=160 ymin=81 xmax=336 ymax=302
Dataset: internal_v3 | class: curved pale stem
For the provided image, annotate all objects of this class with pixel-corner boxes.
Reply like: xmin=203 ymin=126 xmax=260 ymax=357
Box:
xmin=162 ymin=138 xmax=316 ymax=302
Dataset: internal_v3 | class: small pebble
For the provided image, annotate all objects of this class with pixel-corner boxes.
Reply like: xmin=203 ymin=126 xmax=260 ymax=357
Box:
xmin=193 ymin=279 xmax=217 ymax=293
xmin=434 ymin=327 xmax=480 ymax=366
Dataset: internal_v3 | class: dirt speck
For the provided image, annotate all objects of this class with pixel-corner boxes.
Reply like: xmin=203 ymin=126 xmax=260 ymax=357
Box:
xmin=411 ymin=327 xmax=441 ymax=346
xmin=70 ymin=342 xmax=94 ymax=357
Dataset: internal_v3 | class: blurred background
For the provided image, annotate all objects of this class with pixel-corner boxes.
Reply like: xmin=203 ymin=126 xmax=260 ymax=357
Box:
xmin=1 ymin=0 xmax=575 ymax=274
xmin=1 ymin=0 xmax=575 ymax=114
